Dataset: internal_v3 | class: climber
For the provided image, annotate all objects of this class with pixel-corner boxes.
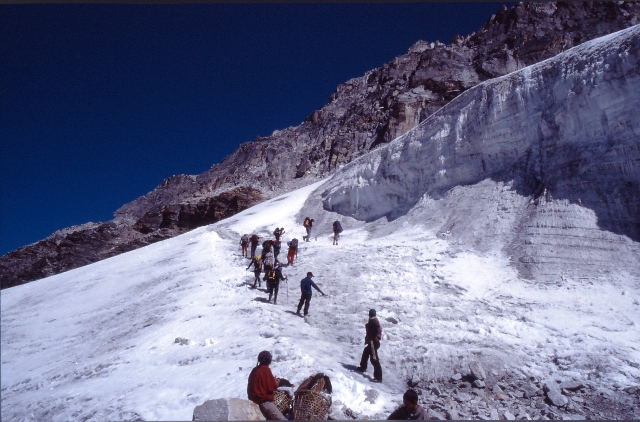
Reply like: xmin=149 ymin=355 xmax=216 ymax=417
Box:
xmin=247 ymin=351 xmax=286 ymax=420
xmin=273 ymin=227 xmax=285 ymax=241
xmin=356 ymin=309 xmax=383 ymax=383
xmin=295 ymin=272 xmax=326 ymax=316
xmin=250 ymin=234 xmax=260 ymax=258
xmin=261 ymin=239 xmax=273 ymax=258
xmin=267 ymin=261 xmax=287 ymax=305
xmin=302 ymin=217 xmax=314 ymax=242
xmin=262 ymin=247 xmax=275 ymax=275
xmin=273 ymin=239 xmax=282 ymax=263
xmin=240 ymin=234 xmax=250 ymax=257
xmin=332 ymin=220 xmax=343 ymax=245
xmin=387 ymin=389 xmax=427 ymax=420
xmin=246 ymin=255 xmax=263 ymax=288
xmin=286 ymin=238 xmax=298 ymax=266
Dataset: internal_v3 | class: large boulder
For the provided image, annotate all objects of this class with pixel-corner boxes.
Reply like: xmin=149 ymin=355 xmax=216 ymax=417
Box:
xmin=193 ymin=398 xmax=265 ymax=421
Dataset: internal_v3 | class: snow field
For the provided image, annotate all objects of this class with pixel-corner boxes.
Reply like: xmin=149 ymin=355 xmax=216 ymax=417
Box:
xmin=2 ymin=177 xmax=640 ymax=421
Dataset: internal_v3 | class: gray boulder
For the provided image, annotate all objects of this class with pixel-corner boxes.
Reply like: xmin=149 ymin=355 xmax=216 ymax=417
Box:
xmin=469 ymin=363 xmax=487 ymax=381
xmin=559 ymin=381 xmax=584 ymax=391
xmin=427 ymin=409 xmax=446 ymax=420
xmin=543 ymin=384 xmax=568 ymax=408
xmin=504 ymin=410 xmax=516 ymax=420
xmin=473 ymin=380 xmax=486 ymax=388
xmin=193 ymin=398 xmax=265 ymax=421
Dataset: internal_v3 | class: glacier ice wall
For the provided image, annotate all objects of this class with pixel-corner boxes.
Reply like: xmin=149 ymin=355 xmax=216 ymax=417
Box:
xmin=322 ymin=25 xmax=640 ymax=243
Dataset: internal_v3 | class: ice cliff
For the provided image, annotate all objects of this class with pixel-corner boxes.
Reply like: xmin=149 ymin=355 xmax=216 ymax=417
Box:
xmin=322 ymin=25 xmax=640 ymax=282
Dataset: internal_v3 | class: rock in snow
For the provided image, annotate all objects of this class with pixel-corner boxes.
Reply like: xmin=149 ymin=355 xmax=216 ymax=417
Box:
xmin=192 ymin=398 xmax=264 ymax=421
xmin=469 ymin=363 xmax=487 ymax=381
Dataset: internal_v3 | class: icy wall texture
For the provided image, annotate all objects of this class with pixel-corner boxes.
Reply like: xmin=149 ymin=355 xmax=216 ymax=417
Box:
xmin=322 ymin=25 xmax=640 ymax=281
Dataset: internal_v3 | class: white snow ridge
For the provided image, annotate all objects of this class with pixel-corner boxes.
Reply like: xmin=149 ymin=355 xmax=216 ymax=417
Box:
xmin=3 ymin=26 xmax=640 ymax=421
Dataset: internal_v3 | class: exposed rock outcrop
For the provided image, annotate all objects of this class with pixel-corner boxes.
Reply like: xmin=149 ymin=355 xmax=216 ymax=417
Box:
xmin=0 ymin=187 xmax=261 ymax=289
xmin=2 ymin=2 xmax=640 ymax=287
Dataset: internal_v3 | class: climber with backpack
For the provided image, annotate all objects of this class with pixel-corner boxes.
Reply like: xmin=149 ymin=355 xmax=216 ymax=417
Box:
xmin=240 ymin=234 xmax=250 ymax=257
xmin=273 ymin=239 xmax=282 ymax=262
xmin=250 ymin=234 xmax=260 ymax=258
xmin=262 ymin=248 xmax=275 ymax=275
xmin=286 ymin=238 xmax=298 ymax=266
xmin=267 ymin=261 xmax=287 ymax=305
xmin=302 ymin=218 xmax=314 ymax=242
xmin=273 ymin=227 xmax=285 ymax=241
xmin=261 ymin=239 xmax=273 ymax=257
xmin=332 ymin=221 xmax=343 ymax=245
xmin=246 ymin=255 xmax=263 ymax=288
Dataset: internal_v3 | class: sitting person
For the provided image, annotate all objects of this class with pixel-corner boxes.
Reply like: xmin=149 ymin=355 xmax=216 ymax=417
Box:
xmin=247 ymin=351 xmax=286 ymax=420
xmin=387 ymin=389 xmax=427 ymax=420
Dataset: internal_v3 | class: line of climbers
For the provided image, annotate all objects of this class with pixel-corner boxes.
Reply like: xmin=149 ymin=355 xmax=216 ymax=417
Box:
xmin=239 ymin=218 xmax=419 ymax=419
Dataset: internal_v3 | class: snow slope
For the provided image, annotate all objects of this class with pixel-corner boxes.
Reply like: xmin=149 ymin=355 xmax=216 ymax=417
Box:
xmin=3 ymin=27 xmax=640 ymax=422
xmin=2 ymin=176 xmax=639 ymax=421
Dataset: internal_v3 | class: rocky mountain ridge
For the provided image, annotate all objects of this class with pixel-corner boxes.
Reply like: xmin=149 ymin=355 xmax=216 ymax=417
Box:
xmin=2 ymin=1 xmax=640 ymax=288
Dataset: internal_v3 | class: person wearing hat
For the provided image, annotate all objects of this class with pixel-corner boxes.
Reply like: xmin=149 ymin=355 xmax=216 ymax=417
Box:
xmin=387 ymin=389 xmax=427 ymax=420
xmin=247 ymin=350 xmax=286 ymax=420
xmin=295 ymin=272 xmax=326 ymax=316
xmin=356 ymin=309 xmax=383 ymax=382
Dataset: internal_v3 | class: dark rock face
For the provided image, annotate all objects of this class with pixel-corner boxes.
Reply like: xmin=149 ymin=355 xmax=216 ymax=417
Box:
xmin=2 ymin=2 xmax=639 ymax=287
xmin=0 ymin=187 xmax=261 ymax=289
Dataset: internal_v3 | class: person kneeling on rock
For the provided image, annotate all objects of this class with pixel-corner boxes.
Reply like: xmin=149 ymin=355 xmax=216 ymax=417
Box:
xmin=247 ymin=351 xmax=286 ymax=420
xmin=387 ymin=389 xmax=427 ymax=420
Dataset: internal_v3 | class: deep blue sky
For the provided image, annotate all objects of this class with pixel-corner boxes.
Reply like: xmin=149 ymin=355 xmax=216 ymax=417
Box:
xmin=1 ymin=3 xmax=512 ymax=255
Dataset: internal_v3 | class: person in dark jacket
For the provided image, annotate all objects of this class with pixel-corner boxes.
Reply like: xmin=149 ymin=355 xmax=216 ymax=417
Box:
xmin=295 ymin=272 xmax=325 ymax=316
xmin=332 ymin=221 xmax=343 ymax=245
xmin=246 ymin=255 xmax=263 ymax=288
xmin=273 ymin=227 xmax=285 ymax=241
xmin=250 ymin=234 xmax=260 ymax=258
xmin=268 ymin=261 xmax=287 ymax=304
xmin=387 ymin=390 xmax=427 ymax=420
xmin=357 ymin=309 xmax=383 ymax=382
xmin=247 ymin=351 xmax=286 ymax=420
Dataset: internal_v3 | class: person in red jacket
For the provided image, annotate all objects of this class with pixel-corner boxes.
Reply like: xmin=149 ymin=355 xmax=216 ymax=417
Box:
xmin=356 ymin=308 xmax=383 ymax=382
xmin=247 ymin=351 xmax=286 ymax=420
